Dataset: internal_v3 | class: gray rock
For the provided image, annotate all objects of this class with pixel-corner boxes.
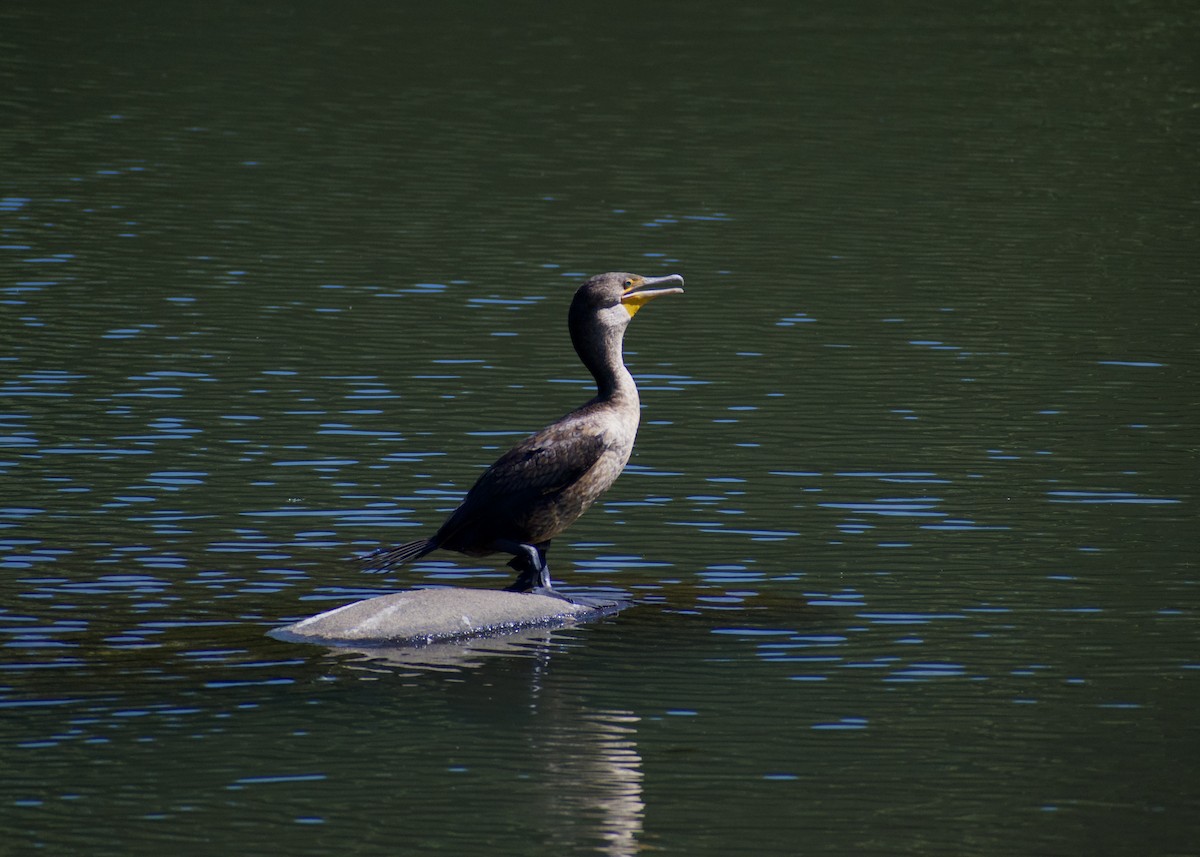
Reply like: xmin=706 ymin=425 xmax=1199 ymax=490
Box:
xmin=269 ymin=587 xmax=625 ymax=647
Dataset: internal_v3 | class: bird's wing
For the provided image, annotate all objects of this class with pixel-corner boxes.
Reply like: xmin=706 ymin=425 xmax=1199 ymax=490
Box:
xmin=434 ymin=424 xmax=608 ymax=542
xmin=481 ymin=428 xmax=607 ymax=497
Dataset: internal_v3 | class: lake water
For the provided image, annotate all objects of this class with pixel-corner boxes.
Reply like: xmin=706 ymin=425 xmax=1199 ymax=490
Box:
xmin=2 ymin=2 xmax=1197 ymax=854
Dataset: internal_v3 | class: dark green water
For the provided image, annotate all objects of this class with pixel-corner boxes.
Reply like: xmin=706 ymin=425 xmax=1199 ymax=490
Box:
xmin=2 ymin=2 xmax=1197 ymax=854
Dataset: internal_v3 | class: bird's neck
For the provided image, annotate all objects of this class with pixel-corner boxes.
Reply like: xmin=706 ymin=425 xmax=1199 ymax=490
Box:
xmin=580 ymin=325 xmax=640 ymax=409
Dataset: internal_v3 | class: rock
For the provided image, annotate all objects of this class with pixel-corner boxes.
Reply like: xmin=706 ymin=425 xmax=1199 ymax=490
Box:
xmin=269 ymin=587 xmax=626 ymax=648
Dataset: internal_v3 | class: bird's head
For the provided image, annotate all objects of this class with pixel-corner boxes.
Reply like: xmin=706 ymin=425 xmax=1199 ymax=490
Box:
xmin=569 ymin=272 xmax=685 ymax=341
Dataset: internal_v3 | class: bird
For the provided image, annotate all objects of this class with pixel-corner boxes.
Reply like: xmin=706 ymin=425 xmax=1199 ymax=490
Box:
xmin=360 ymin=271 xmax=684 ymax=602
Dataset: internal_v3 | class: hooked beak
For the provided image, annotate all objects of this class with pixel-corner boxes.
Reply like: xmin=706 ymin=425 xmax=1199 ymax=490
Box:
xmin=621 ymin=273 xmax=685 ymax=318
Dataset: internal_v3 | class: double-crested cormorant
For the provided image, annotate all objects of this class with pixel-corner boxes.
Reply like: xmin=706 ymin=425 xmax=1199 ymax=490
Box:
xmin=361 ymin=271 xmax=684 ymax=600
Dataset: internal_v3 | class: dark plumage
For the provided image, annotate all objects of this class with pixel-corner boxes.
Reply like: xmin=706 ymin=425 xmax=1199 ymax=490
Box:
xmin=361 ymin=271 xmax=684 ymax=599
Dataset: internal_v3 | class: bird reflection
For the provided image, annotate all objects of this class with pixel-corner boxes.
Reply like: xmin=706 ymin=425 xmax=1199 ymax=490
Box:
xmin=330 ymin=635 xmax=646 ymax=855
xmin=534 ymin=709 xmax=645 ymax=857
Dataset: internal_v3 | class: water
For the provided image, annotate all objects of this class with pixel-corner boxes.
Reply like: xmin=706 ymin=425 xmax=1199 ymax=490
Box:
xmin=3 ymin=2 xmax=1197 ymax=854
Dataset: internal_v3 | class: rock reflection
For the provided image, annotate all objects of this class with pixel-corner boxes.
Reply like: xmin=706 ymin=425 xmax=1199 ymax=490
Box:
xmin=329 ymin=625 xmax=579 ymax=672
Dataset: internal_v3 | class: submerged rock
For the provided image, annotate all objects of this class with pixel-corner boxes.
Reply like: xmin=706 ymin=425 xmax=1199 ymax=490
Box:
xmin=269 ymin=587 xmax=625 ymax=647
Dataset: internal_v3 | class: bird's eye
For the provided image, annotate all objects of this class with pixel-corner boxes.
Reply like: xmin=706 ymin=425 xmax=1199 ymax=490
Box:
xmin=623 ymin=279 xmax=633 ymax=288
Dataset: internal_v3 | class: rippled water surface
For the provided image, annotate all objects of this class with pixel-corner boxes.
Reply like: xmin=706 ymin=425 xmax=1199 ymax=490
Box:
xmin=3 ymin=2 xmax=1198 ymax=855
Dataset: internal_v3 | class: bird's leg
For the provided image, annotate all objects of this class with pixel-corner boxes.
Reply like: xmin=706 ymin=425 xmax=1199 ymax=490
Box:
xmin=529 ymin=542 xmax=555 ymax=593
xmin=497 ymin=540 xmax=614 ymax=608
xmin=500 ymin=541 xmax=546 ymax=591
xmin=500 ymin=540 xmax=565 ymax=598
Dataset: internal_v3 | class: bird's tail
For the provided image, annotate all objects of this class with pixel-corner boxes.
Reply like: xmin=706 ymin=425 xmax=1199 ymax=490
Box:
xmin=358 ymin=538 xmax=438 ymax=573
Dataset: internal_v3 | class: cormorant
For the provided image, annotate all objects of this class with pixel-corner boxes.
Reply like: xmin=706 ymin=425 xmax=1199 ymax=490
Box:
xmin=360 ymin=271 xmax=684 ymax=601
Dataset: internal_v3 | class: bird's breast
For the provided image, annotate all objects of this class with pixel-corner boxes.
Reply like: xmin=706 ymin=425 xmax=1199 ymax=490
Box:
xmin=569 ymin=420 xmax=637 ymax=505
